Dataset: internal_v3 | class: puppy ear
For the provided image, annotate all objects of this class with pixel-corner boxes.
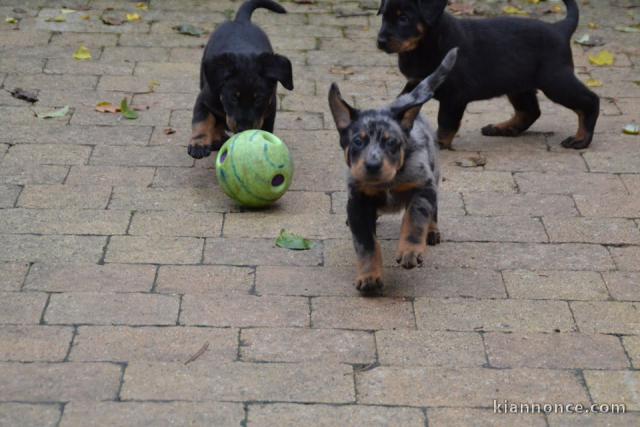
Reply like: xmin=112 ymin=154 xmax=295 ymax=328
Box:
xmin=418 ymin=0 xmax=447 ymax=26
xmin=328 ymin=83 xmax=357 ymax=132
xmin=258 ymin=53 xmax=294 ymax=90
xmin=377 ymin=0 xmax=386 ymax=16
xmin=203 ymin=53 xmax=236 ymax=87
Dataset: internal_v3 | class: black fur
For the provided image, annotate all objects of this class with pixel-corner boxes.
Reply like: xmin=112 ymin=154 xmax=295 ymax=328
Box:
xmin=377 ymin=0 xmax=599 ymax=150
xmin=188 ymin=0 xmax=294 ymax=159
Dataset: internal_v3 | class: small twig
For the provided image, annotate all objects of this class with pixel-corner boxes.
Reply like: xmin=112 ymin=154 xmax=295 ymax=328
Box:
xmin=184 ymin=342 xmax=210 ymax=365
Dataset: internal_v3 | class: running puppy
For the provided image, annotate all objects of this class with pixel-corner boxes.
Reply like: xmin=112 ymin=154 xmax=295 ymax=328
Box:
xmin=377 ymin=0 xmax=599 ymax=149
xmin=328 ymin=49 xmax=457 ymax=293
xmin=188 ymin=0 xmax=294 ymax=159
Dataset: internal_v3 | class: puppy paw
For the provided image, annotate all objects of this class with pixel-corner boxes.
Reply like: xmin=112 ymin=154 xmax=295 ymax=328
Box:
xmin=396 ymin=246 xmax=425 ymax=269
xmin=355 ymin=273 xmax=384 ymax=294
xmin=561 ymin=136 xmax=591 ymax=150
xmin=427 ymin=230 xmax=441 ymax=246
xmin=187 ymin=141 xmax=212 ymax=159
xmin=481 ymin=124 xmax=521 ymax=137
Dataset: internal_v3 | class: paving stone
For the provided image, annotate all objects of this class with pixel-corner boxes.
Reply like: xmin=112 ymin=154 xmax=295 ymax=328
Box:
xmin=248 ymin=403 xmax=425 ymax=427
xmin=0 ymin=124 xmax=152 ymax=146
xmin=584 ymin=151 xmax=640 ymax=174
xmin=429 ymin=408 xmax=545 ymax=427
xmin=224 ymin=213 xmax=346 ymax=239
xmin=4 ymin=73 xmax=98 ymax=91
xmin=0 ymin=403 xmax=60 ymax=427
xmin=45 ymin=58 xmax=134 ymax=75
xmin=98 ymin=75 xmax=198 ymax=93
xmin=622 ymin=174 xmax=640 ymax=196
xmin=156 ymin=265 xmax=252 ymax=294
xmin=414 ymin=299 xmax=575 ymax=332
xmin=129 ymin=211 xmax=223 ymax=237
xmin=376 ymin=330 xmax=485 ymax=367
xmin=241 ymin=328 xmax=375 ymax=364
xmin=0 ymin=235 xmax=106 ymax=263
xmin=0 ymin=208 xmax=130 ymax=235
xmin=0 ymin=325 xmax=72 ymax=362
xmin=356 ymin=367 xmax=588 ymax=407
xmin=17 ymin=185 xmax=112 ymax=209
xmin=312 ymin=297 xmax=415 ymax=330
xmin=0 ymin=362 xmax=121 ymax=401
xmin=122 ymin=362 xmax=355 ymax=403
xmin=256 ymin=266 xmax=505 ymax=298
xmin=45 ymin=293 xmax=180 ymax=326
xmin=0 ymin=56 xmax=45 ymax=74
xmin=105 ymin=236 xmax=204 ymax=264
xmin=71 ymin=105 xmax=171 ymax=127
xmin=622 ymin=336 xmax=640 ymax=369
xmin=603 ymin=272 xmax=640 ymax=301
xmin=0 ymin=31 xmax=51 ymax=48
xmin=441 ymin=170 xmax=517 ymax=193
xmin=0 ymin=292 xmax=47 ymax=325
xmin=548 ymin=413 xmax=640 ymax=427
xmin=610 ymin=246 xmax=640 ymax=271
xmin=515 ymin=172 xmax=627 ymax=195
xmin=181 ymin=294 xmax=308 ymax=328
xmin=66 ymin=166 xmax=155 ymax=186
xmin=70 ymin=326 xmax=237 ymax=363
xmin=484 ymin=332 xmax=628 ymax=369
xmin=482 ymin=150 xmax=588 ymax=173
xmin=109 ymin=187 xmax=230 ymax=212
xmin=574 ymin=193 xmax=640 ymax=218
xmin=441 ymin=215 xmax=547 ymax=243
xmin=584 ymin=370 xmax=640 ymax=411
xmin=503 ymin=270 xmax=609 ymax=301
xmin=571 ymin=302 xmax=640 ymax=334
xmin=543 ymin=217 xmax=640 ymax=244
xmin=60 ymin=402 xmax=244 ymax=427
xmin=204 ymin=238 xmax=323 ymax=266
xmin=0 ymin=163 xmax=69 ymax=185
xmin=0 ymin=185 xmax=20 ymax=208
xmin=24 ymin=264 xmax=155 ymax=293
xmin=101 ymin=47 xmax=169 ymax=62
xmin=2 ymin=144 xmax=91 ymax=166
xmin=0 ymin=263 xmax=28 ymax=291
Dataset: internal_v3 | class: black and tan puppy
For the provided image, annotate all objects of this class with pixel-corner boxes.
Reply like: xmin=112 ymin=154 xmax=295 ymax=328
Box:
xmin=188 ymin=0 xmax=294 ymax=159
xmin=328 ymin=49 xmax=457 ymax=293
xmin=377 ymin=0 xmax=599 ymax=149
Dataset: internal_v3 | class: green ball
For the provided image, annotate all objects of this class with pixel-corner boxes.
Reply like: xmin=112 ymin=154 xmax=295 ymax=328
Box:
xmin=215 ymin=130 xmax=293 ymax=208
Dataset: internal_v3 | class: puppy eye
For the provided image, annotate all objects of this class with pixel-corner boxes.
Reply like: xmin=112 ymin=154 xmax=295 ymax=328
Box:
xmin=352 ymin=137 xmax=364 ymax=148
xmin=398 ymin=14 xmax=408 ymax=24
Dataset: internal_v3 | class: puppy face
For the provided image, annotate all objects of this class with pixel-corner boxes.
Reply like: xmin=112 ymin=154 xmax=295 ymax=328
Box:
xmin=204 ymin=52 xmax=293 ymax=132
xmin=377 ymin=0 xmax=447 ymax=54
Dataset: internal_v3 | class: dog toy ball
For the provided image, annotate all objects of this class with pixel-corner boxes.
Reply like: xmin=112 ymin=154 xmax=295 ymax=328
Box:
xmin=215 ymin=130 xmax=293 ymax=208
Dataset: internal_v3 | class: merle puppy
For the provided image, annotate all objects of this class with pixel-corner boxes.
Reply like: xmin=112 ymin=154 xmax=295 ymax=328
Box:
xmin=377 ymin=0 xmax=599 ymax=149
xmin=328 ymin=49 xmax=457 ymax=293
xmin=188 ymin=0 xmax=294 ymax=159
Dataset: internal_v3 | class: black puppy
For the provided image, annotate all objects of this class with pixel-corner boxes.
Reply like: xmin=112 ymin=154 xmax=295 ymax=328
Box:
xmin=328 ymin=49 xmax=457 ymax=293
xmin=377 ymin=0 xmax=599 ymax=150
xmin=188 ymin=0 xmax=294 ymax=159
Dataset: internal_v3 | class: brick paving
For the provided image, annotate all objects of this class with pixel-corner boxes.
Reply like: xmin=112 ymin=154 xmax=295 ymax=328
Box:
xmin=0 ymin=0 xmax=639 ymax=425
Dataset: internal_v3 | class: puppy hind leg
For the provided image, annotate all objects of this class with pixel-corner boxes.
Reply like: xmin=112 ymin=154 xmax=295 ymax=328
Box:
xmin=482 ymin=91 xmax=541 ymax=137
xmin=540 ymin=73 xmax=599 ymax=149
xmin=427 ymin=206 xmax=441 ymax=246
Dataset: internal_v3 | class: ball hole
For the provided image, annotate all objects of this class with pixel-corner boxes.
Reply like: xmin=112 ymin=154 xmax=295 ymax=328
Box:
xmin=272 ymin=174 xmax=285 ymax=187
xmin=220 ymin=150 xmax=228 ymax=163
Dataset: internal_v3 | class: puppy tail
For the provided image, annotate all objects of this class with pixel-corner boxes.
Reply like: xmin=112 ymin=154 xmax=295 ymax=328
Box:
xmin=559 ymin=0 xmax=579 ymax=35
xmin=235 ymin=0 xmax=287 ymax=22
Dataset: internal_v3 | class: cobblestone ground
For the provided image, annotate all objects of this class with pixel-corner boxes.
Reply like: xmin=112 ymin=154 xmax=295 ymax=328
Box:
xmin=0 ymin=0 xmax=639 ymax=425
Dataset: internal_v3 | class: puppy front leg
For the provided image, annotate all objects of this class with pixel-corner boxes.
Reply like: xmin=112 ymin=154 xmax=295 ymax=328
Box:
xmin=188 ymin=92 xmax=227 ymax=159
xmin=397 ymin=186 xmax=437 ymax=269
xmin=400 ymin=79 xmax=420 ymax=96
xmin=348 ymin=193 xmax=383 ymax=293
xmin=437 ymin=102 xmax=466 ymax=150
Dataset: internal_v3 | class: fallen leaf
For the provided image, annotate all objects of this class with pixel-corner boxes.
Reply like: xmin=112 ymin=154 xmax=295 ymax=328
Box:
xmin=101 ymin=14 xmax=124 ymax=26
xmin=135 ymin=2 xmax=149 ymax=11
xmin=276 ymin=229 xmax=315 ymax=250
xmin=449 ymin=2 xmax=475 ymax=16
xmin=589 ymin=50 xmax=615 ymax=66
xmin=588 ymin=22 xmax=599 ymax=29
xmin=37 ymin=105 xmax=70 ymax=119
xmin=95 ymin=101 xmax=119 ymax=113
xmin=623 ymin=124 xmax=640 ymax=135
xmin=574 ymin=34 xmax=605 ymax=47
xmin=126 ymin=13 xmax=141 ymax=22
xmin=528 ymin=0 xmax=540 ymax=4
xmin=73 ymin=45 xmax=92 ymax=61
xmin=148 ymin=80 xmax=160 ymax=92
xmin=586 ymin=79 xmax=603 ymax=88
xmin=329 ymin=66 xmax=354 ymax=75
xmin=5 ymin=17 xmax=18 ymax=24
xmin=10 ymin=88 xmax=38 ymax=103
xmin=164 ymin=127 xmax=176 ymax=135
xmin=120 ymin=98 xmax=138 ymax=120
xmin=503 ymin=5 xmax=528 ymax=16
xmin=614 ymin=25 xmax=640 ymax=33
xmin=45 ymin=15 xmax=66 ymax=22
xmin=173 ymin=23 xmax=205 ymax=36
xmin=81 ymin=15 xmax=90 ymax=20
xmin=184 ymin=342 xmax=209 ymax=365
xmin=60 ymin=8 xmax=76 ymax=14
xmin=455 ymin=156 xmax=487 ymax=168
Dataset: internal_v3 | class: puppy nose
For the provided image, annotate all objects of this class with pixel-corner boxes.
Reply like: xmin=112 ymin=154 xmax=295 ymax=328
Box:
xmin=377 ymin=36 xmax=388 ymax=49
xmin=365 ymin=159 xmax=382 ymax=174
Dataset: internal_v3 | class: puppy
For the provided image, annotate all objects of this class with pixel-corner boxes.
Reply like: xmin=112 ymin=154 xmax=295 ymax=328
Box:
xmin=188 ymin=0 xmax=294 ymax=159
xmin=328 ymin=49 xmax=457 ymax=293
xmin=377 ymin=0 xmax=600 ymax=150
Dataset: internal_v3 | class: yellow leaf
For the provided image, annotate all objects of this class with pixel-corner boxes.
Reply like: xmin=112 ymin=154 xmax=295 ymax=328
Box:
xmin=135 ymin=2 xmax=149 ymax=11
xmin=503 ymin=5 xmax=529 ymax=16
xmin=81 ymin=15 xmax=90 ymax=21
xmin=148 ymin=80 xmax=160 ymax=92
xmin=95 ymin=102 xmax=120 ymax=113
xmin=45 ymin=15 xmax=66 ymax=22
xmin=5 ymin=17 xmax=17 ymax=24
xmin=126 ymin=13 xmax=141 ymax=22
xmin=588 ymin=22 xmax=599 ymax=29
xmin=551 ymin=5 xmax=563 ymax=13
xmin=589 ymin=50 xmax=615 ymax=67
xmin=60 ymin=8 xmax=76 ymax=14
xmin=73 ymin=45 xmax=92 ymax=61
xmin=528 ymin=0 xmax=540 ymax=4
xmin=586 ymin=79 xmax=602 ymax=88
